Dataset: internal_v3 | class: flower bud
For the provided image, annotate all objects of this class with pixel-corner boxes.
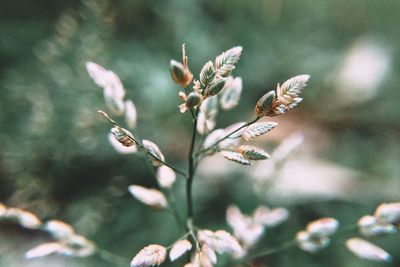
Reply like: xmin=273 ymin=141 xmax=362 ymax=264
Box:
xmin=358 ymin=215 xmax=397 ymax=237
xmin=374 ymin=202 xmax=400 ymax=225
xmin=111 ymin=126 xmax=135 ymax=147
xmin=170 ymin=60 xmax=193 ymax=87
xmin=206 ymin=77 xmax=227 ymax=96
xmin=346 ymin=238 xmax=392 ymax=262
xmin=255 ymin=90 xmax=276 ymax=116
xmin=306 ymin=218 xmax=339 ymax=237
xmin=186 ymin=92 xmax=202 ymax=108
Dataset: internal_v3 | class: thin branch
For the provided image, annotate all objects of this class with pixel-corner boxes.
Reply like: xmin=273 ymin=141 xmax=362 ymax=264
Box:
xmin=196 ymin=116 xmax=262 ymax=156
xmin=186 ymin=108 xmax=199 ymax=228
xmin=98 ymin=110 xmax=187 ymax=177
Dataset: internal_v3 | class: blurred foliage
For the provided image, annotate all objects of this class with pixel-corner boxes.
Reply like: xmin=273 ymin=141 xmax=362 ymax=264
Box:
xmin=0 ymin=0 xmax=399 ymax=266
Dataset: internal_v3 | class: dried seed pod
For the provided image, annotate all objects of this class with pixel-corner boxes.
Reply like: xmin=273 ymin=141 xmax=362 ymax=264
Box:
xmin=142 ymin=139 xmax=165 ymax=167
xmin=221 ymin=151 xmax=251 ymax=165
xmin=111 ymin=126 xmax=135 ymax=147
xmin=346 ymin=238 xmax=392 ymax=262
xmin=255 ymin=90 xmax=276 ymax=116
xmin=205 ymin=77 xmax=227 ymax=97
xmin=170 ymin=60 xmax=193 ymax=87
xmin=242 ymin=122 xmax=278 ymax=141
xmin=131 ymin=244 xmax=167 ymax=267
xmin=236 ymin=145 xmax=270 ymax=160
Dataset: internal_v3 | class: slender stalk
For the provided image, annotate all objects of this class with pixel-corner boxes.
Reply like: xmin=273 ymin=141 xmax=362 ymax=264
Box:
xmin=196 ymin=116 xmax=262 ymax=156
xmin=98 ymin=110 xmax=187 ymax=177
xmin=186 ymin=108 xmax=199 ymax=230
xmin=97 ymin=248 xmax=130 ymax=267
xmin=244 ymin=240 xmax=296 ymax=261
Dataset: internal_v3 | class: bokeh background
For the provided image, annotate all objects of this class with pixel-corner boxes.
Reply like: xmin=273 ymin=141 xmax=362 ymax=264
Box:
xmin=0 ymin=0 xmax=399 ymax=266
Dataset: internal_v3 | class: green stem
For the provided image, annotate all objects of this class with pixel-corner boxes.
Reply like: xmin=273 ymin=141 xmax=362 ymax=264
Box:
xmin=97 ymin=248 xmax=129 ymax=267
xmin=98 ymin=110 xmax=187 ymax=177
xmin=196 ymin=116 xmax=262 ymax=156
xmin=244 ymin=240 xmax=296 ymax=261
xmin=186 ymin=108 xmax=199 ymax=229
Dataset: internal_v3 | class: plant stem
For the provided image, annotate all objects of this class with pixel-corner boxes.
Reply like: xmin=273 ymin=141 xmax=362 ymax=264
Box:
xmin=186 ymin=108 xmax=199 ymax=230
xmin=98 ymin=110 xmax=187 ymax=177
xmin=196 ymin=116 xmax=262 ymax=156
xmin=97 ymin=248 xmax=130 ymax=267
xmin=244 ymin=240 xmax=297 ymax=261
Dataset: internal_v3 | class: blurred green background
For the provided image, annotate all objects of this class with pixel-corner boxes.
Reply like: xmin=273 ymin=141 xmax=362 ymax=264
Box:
xmin=0 ymin=0 xmax=399 ymax=266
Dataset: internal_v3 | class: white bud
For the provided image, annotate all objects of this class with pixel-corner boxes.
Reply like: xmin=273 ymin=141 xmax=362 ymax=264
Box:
xmin=131 ymin=244 xmax=167 ymax=267
xmin=213 ymin=230 xmax=242 ymax=255
xmin=358 ymin=215 xmax=397 ymax=237
xmin=252 ymin=206 xmax=289 ymax=227
xmin=85 ymin=62 xmax=108 ymax=87
xmin=128 ymin=185 xmax=168 ymax=209
xmin=169 ymin=240 xmax=192 ymax=261
xmin=346 ymin=238 xmax=392 ymax=262
xmin=108 ymin=133 xmax=137 ymax=154
xmin=306 ymin=218 xmax=339 ymax=237
xmin=296 ymin=231 xmax=330 ymax=253
xmin=156 ymin=166 xmax=176 ymax=188
xmin=374 ymin=202 xmax=400 ymax=225
xmin=25 ymin=242 xmax=70 ymax=259
xmin=124 ymin=100 xmax=137 ymax=129
xmin=45 ymin=220 xmax=75 ymax=240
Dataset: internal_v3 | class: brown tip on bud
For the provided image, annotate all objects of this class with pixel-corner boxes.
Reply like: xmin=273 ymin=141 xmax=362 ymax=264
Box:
xmin=170 ymin=60 xmax=193 ymax=87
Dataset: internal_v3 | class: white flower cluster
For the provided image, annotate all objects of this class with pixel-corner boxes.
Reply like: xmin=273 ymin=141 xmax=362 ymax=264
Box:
xmin=227 ymin=205 xmax=289 ymax=253
xmin=296 ymin=218 xmax=339 ymax=253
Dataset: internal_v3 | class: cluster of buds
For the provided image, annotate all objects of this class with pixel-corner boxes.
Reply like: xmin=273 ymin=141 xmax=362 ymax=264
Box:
xmin=0 ymin=203 xmax=42 ymax=229
xmin=86 ymin=63 xmax=138 ymax=154
xmin=26 ymin=220 xmax=96 ymax=259
xmin=227 ymin=205 xmax=289 ymax=253
xmin=341 ymin=202 xmax=400 ymax=263
xmin=296 ymin=218 xmax=339 ymax=253
xmin=358 ymin=202 xmax=400 ymax=237
xmin=255 ymin=75 xmax=310 ymax=117
xmin=0 ymin=203 xmax=95 ymax=260
xmin=170 ymin=46 xmax=243 ymax=115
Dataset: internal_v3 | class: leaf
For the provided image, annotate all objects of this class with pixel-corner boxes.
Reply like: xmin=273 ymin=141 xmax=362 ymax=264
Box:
xmin=169 ymin=240 xmax=192 ymax=261
xmin=215 ymin=46 xmax=243 ymax=77
xmin=220 ymin=77 xmax=243 ymax=110
xmin=242 ymin=122 xmax=278 ymax=141
xmin=200 ymin=61 xmax=215 ymax=88
xmin=236 ymin=145 xmax=270 ymax=160
xmin=221 ymin=151 xmax=251 ymax=165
